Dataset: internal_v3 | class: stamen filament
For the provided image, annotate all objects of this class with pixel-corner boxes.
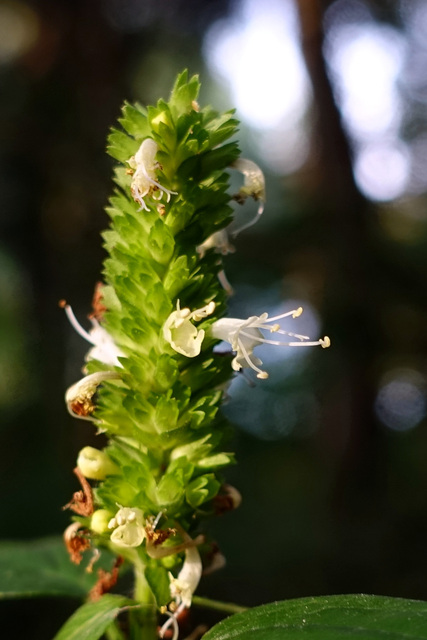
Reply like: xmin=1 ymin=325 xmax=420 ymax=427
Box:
xmin=237 ymin=337 xmax=267 ymax=378
xmin=159 ymin=609 xmax=180 ymax=640
xmin=287 ymin=338 xmax=330 ymax=348
xmin=138 ymin=163 xmax=177 ymax=200
xmin=63 ymin=304 xmax=96 ymax=346
xmin=266 ymin=307 xmax=303 ymax=322
xmin=232 ymin=203 xmax=264 ymax=238
xmin=239 ymin=330 xmax=312 ymax=346
xmin=136 ymin=198 xmax=150 ymax=212
xmin=256 ymin=325 xmax=310 ymax=340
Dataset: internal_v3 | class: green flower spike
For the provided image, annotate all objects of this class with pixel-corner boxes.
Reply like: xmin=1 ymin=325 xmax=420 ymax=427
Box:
xmin=62 ymin=70 xmax=329 ymax=639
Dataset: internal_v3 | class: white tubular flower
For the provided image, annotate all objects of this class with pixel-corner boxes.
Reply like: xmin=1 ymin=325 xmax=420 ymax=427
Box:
xmin=169 ymin=545 xmax=202 ymax=608
xmin=62 ymin=303 xmax=125 ymax=367
xmin=232 ymin=158 xmax=266 ymax=236
xmin=77 ymin=446 xmax=119 ymax=480
xmin=65 ymin=371 xmax=121 ymax=420
xmin=108 ymin=507 xmax=145 ymax=548
xmin=163 ymin=300 xmax=216 ymax=358
xmin=160 ymin=543 xmax=202 ymax=639
xmin=127 ymin=138 xmax=177 ymax=211
xmin=210 ymin=307 xmax=330 ymax=379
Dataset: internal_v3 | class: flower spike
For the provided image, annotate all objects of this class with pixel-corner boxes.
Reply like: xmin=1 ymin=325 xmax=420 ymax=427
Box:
xmin=163 ymin=300 xmax=216 ymax=358
xmin=231 ymin=158 xmax=266 ymax=237
xmin=127 ymin=138 xmax=177 ymax=211
xmin=211 ymin=307 xmax=330 ymax=379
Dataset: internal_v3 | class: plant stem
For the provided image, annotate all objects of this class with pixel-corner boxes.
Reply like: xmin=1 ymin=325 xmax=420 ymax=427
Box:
xmin=105 ymin=620 xmax=126 ymax=640
xmin=192 ymin=595 xmax=248 ymax=615
xmin=129 ymin=555 xmax=157 ymax=640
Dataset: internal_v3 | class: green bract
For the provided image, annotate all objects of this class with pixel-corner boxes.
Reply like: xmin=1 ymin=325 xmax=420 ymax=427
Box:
xmin=96 ymin=73 xmax=239 ymax=511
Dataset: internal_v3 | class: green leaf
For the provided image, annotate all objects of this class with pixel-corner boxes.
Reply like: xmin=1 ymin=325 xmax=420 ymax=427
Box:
xmin=202 ymin=595 xmax=427 ymax=640
xmin=53 ymin=594 xmax=134 ymax=640
xmin=0 ymin=537 xmax=115 ymax=600
xmin=145 ymin=565 xmax=171 ymax=607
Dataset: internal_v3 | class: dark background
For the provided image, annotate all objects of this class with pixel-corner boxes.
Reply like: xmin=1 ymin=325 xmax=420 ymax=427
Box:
xmin=2 ymin=0 xmax=427 ymax=637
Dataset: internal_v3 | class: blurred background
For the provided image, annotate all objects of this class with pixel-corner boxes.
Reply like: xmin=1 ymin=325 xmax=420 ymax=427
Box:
xmin=2 ymin=0 xmax=427 ymax=636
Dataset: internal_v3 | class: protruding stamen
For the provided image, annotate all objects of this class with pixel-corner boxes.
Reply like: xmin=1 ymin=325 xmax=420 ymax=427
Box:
xmin=159 ymin=611 xmax=179 ymax=640
xmin=266 ymin=308 xmax=303 ymax=323
xmin=152 ymin=511 xmax=163 ymax=529
xmin=287 ymin=338 xmax=331 ymax=348
xmin=239 ymin=330 xmax=312 ymax=346
xmin=257 ymin=371 xmax=269 ymax=380
xmin=237 ymin=335 xmax=268 ymax=379
xmin=61 ymin=302 xmax=96 ymax=345
xmin=210 ymin=307 xmax=331 ymax=379
xmin=232 ymin=202 xmax=264 ymax=237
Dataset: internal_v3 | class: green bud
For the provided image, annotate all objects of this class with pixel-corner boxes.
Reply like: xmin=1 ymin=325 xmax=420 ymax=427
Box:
xmin=77 ymin=446 xmax=119 ymax=480
xmin=91 ymin=509 xmax=114 ymax=535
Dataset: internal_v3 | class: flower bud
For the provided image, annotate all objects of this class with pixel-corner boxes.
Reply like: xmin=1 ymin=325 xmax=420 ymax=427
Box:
xmin=77 ymin=446 xmax=118 ymax=480
xmin=91 ymin=509 xmax=114 ymax=535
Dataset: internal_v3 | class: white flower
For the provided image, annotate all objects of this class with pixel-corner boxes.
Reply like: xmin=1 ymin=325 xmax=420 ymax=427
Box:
xmin=211 ymin=307 xmax=330 ymax=379
xmin=160 ymin=542 xmax=202 ymax=639
xmin=62 ymin=302 xmax=125 ymax=367
xmin=169 ymin=544 xmax=202 ymax=609
xmin=196 ymin=229 xmax=235 ymax=258
xmin=65 ymin=370 xmax=121 ymax=420
xmin=231 ymin=158 xmax=266 ymax=236
xmin=163 ymin=300 xmax=216 ymax=358
xmin=108 ymin=507 xmax=145 ymax=548
xmin=127 ymin=138 xmax=177 ymax=211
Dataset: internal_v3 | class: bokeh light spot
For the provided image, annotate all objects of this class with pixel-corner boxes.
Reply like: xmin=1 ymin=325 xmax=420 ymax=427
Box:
xmin=204 ymin=0 xmax=310 ymax=131
xmin=0 ymin=1 xmax=39 ymax=64
xmin=375 ymin=368 xmax=427 ymax=432
xmin=353 ymin=141 xmax=410 ymax=202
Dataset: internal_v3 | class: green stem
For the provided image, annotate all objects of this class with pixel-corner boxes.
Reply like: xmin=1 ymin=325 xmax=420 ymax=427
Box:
xmin=192 ymin=595 xmax=248 ymax=615
xmin=105 ymin=620 xmax=126 ymax=640
xmin=129 ymin=554 xmax=157 ymax=640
